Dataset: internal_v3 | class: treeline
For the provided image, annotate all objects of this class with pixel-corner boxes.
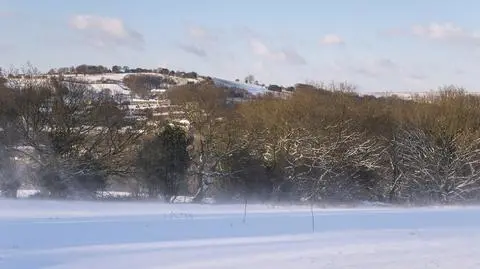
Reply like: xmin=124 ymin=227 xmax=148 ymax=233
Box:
xmin=1 ymin=73 xmax=480 ymax=205
xmin=44 ymin=64 xmax=198 ymax=79
xmin=0 ymin=77 xmax=147 ymax=199
xmin=165 ymin=82 xmax=480 ymax=205
xmin=122 ymin=74 xmax=177 ymax=98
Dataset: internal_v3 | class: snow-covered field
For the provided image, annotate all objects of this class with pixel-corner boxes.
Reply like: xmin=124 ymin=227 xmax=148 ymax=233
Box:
xmin=1 ymin=200 xmax=480 ymax=269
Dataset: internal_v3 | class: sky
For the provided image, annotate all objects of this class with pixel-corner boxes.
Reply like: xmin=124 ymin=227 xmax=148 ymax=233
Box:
xmin=1 ymin=0 xmax=480 ymax=92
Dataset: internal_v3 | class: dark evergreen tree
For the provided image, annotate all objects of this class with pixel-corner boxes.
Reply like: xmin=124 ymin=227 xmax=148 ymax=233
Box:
xmin=137 ymin=123 xmax=191 ymax=201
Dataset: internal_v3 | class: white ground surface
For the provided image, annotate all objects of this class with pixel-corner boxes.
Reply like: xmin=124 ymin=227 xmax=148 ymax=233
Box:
xmin=1 ymin=200 xmax=480 ymax=269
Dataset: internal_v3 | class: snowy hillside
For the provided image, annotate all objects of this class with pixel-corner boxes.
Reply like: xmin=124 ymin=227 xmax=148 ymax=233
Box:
xmin=87 ymin=83 xmax=130 ymax=95
xmin=212 ymin=77 xmax=269 ymax=95
xmin=1 ymin=200 xmax=480 ymax=269
xmin=5 ymin=72 xmax=202 ymax=98
xmin=62 ymin=72 xmax=200 ymax=86
xmin=63 ymin=73 xmax=129 ymax=82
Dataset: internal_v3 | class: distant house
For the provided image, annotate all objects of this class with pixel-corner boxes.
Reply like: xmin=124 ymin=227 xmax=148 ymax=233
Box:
xmin=267 ymin=84 xmax=283 ymax=92
xmin=176 ymin=71 xmax=186 ymax=77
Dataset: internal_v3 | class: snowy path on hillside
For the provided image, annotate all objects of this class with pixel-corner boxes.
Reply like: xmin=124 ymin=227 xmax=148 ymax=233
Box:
xmin=1 ymin=200 xmax=480 ymax=268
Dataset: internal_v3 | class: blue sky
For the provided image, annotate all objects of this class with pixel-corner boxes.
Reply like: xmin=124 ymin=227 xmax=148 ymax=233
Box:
xmin=1 ymin=0 xmax=480 ymax=92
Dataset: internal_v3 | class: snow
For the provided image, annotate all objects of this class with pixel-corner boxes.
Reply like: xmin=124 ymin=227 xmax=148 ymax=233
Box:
xmin=63 ymin=73 xmax=129 ymax=82
xmin=88 ymin=83 xmax=130 ymax=95
xmin=212 ymin=77 xmax=269 ymax=95
xmin=62 ymin=73 xmax=164 ymax=83
xmin=1 ymin=200 xmax=480 ymax=269
xmin=16 ymin=190 xmax=132 ymax=199
xmin=151 ymin=88 xmax=167 ymax=93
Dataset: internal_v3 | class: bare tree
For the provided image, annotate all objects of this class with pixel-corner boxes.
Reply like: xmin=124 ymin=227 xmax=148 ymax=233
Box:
xmin=284 ymin=121 xmax=384 ymax=203
xmin=123 ymin=74 xmax=175 ymax=98
xmin=188 ymin=110 xmax=248 ymax=202
xmin=4 ymin=76 xmax=146 ymax=198
xmin=245 ymin=74 xmax=255 ymax=84
xmin=168 ymin=82 xmax=247 ymax=202
xmin=395 ymin=128 xmax=480 ymax=204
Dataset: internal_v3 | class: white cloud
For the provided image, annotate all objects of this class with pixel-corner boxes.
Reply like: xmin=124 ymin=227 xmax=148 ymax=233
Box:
xmin=412 ymin=23 xmax=464 ymax=40
xmin=69 ymin=15 xmax=144 ymax=50
xmin=188 ymin=25 xmax=207 ymax=39
xmin=345 ymin=58 xmax=399 ymax=79
xmin=250 ymin=39 xmax=270 ymax=56
xmin=376 ymin=58 xmax=397 ymax=69
xmin=249 ymin=39 xmax=306 ymax=65
xmin=320 ymin=34 xmax=344 ymax=45
xmin=185 ymin=24 xmax=222 ymax=43
xmin=178 ymin=25 xmax=221 ymax=58
xmin=281 ymin=49 xmax=307 ymax=65
xmin=177 ymin=43 xmax=207 ymax=58
xmin=411 ymin=22 xmax=480 ymax=46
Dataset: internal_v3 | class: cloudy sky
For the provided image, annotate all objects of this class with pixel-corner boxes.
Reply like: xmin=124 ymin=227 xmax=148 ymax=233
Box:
xmin=1 ymin=0 xmax=480 ymax=92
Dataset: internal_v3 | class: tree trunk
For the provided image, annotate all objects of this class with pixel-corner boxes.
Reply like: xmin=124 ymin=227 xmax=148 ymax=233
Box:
xmin=192 ymin=178 xmax=205 ymax=203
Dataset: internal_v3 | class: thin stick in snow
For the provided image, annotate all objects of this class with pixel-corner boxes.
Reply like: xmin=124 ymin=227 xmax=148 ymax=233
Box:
xmin=243 ymin=197 xmax=247 ymax=223
xmin=311 ymin=202 xmax=315 ymax=233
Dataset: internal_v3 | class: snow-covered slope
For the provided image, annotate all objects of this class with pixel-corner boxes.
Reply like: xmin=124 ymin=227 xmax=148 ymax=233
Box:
xmin=1 ymin=200 xmax=480 ymax=269
xmin=63 ymin=73 xmax=129 ymax=83
xmin=5 ymin=72 xmax=201 ymax=97
xmin=212 ymin=77 xmax=269 ymax=95
xmin=87 ymin=83 xmax=130 ymax=95
xmin=63 ymin=72 xmax=200 ymax=86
